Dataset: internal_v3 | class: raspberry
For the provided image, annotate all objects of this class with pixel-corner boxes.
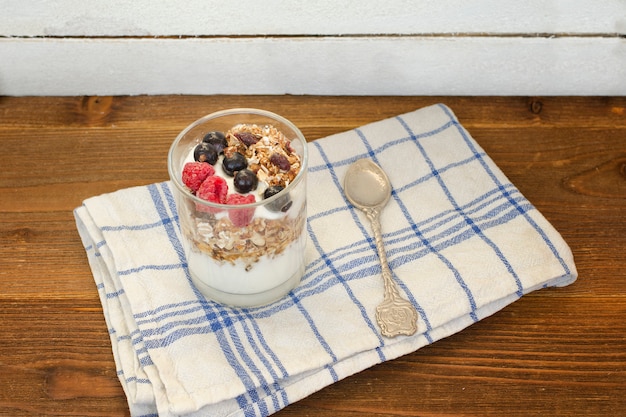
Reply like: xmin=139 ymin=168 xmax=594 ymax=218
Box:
xmin=196 ymin=176 xmax=228 ymax=213
xmin=226 ymin=194 xmax=256 ymax=227
xmin=182 ymin=162 xmax=215 ymax=192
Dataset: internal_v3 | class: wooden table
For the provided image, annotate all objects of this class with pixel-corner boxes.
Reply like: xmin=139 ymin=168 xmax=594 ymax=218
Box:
xmin=1 ymin=96 xmax=624 ymax=416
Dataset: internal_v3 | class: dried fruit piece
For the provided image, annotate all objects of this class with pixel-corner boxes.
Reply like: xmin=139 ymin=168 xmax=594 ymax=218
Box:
xmin=182 ymin=162 xmax=215 ymax=192
xmin=269 ymin=153 xmax=291 ymax=171
xmin=226 ymin=194 xmax=256 ymax=227
xmin=235 ymin=131 xmax=260 ymax=147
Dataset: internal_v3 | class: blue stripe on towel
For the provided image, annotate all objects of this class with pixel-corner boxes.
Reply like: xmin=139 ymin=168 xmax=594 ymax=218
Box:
xmin=117 ymin=263 xmax=184 ymax=276
xmin=159 ymin=185 xmax=289 ymax=409
xmin=439 ymin=104 xmax=572 ymax=278
xmin=312 ymin=140 xmax=387 ymax=357
xmin=398 ymin=113 xmax=526 ymax=298
xmin=101 ymin=216 xmax=178 ymax=232
xmin=147 ymin=184 xmax=272 ymax=414
xmin=386 ymin=117 xmax=479 ymax=321
xmin=158 ymin=183 xmax=290 ymax=413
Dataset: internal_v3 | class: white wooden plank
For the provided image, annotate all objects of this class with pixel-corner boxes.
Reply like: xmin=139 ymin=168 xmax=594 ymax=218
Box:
xmin=1 ymin=0 xmax=624 ymax=36
xmin=1 ymin=36 xmax=624 ymax=96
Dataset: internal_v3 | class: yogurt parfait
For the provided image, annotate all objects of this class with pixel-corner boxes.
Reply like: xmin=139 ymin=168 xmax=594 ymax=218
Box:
xmin=168 ymin=109 xmax=308 ymax=307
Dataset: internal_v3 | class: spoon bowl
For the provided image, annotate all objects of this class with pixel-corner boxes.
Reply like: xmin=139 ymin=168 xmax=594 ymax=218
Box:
xmin=344 ymin=159 xmax=418 ymax=338
xmin=344 ymin=159 xmax=391 ymax=209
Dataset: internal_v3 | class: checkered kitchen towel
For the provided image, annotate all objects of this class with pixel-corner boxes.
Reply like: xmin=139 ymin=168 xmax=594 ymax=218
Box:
xmin=74 ymin=104 xmax=577 ymax=417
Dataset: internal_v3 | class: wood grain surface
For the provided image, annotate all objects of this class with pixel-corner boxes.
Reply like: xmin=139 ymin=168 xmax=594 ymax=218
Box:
xmin=1 ymin=96 xmax=625 ymax=416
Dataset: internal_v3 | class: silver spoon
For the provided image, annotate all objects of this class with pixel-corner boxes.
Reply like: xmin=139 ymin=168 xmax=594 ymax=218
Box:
xmin=343 ymin=158 xmax=418 ymax=338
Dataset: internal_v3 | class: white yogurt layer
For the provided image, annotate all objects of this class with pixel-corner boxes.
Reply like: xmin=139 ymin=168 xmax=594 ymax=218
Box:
xmin=186 ymin=230 xmax=306 ymax=307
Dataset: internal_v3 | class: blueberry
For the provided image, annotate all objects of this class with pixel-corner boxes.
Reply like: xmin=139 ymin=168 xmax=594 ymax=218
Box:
xmin=222 ymin=152 xmax=247 ymax=176
xmin=202 ymin=131 xmax=227 ymax=154
xmin=233 ymin=169 xmax=258 ymax=193
xmin=263 ymin=185 xmax=293 ymax=212
xmin=194 ymin=143 xmax=218 ymax=165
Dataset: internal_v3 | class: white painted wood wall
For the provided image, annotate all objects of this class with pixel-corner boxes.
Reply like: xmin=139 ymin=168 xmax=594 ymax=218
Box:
xmin=1 ymin=0 xmax=625 ymax=96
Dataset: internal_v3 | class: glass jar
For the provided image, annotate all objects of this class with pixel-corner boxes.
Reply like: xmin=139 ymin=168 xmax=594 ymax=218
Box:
xmin=168 ymin=109 xmax=308 ymax=308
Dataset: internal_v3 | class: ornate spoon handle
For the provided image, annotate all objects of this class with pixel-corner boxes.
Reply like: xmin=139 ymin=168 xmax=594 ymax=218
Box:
xmin=365 ymin=208 xmax=418 ymax=338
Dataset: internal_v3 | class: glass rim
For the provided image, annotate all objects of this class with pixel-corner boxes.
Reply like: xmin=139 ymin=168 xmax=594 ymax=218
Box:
xmin=167 ymin=108 xmax=308 ymax=209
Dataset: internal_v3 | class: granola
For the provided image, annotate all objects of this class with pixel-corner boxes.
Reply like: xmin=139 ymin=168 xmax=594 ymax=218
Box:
xmin=224 ymin=123 xmax=301 ymax=189
xmin=190 ymin=209 xmax=306 ymax=270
